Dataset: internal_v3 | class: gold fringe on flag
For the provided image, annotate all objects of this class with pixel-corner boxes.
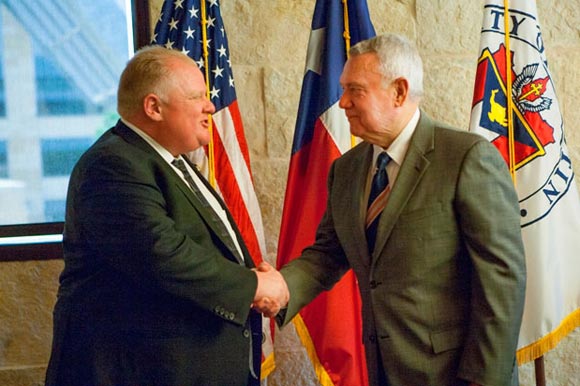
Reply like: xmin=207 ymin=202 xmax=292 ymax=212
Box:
xmin=292 ymin=315 xmax=335 ymax=386
xmin=517 ymin=308 xmax=580 ymax=364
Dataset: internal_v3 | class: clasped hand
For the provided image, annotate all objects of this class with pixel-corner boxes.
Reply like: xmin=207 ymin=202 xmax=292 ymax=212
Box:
xmin=252 ymin=262 xmax=289 ymax=318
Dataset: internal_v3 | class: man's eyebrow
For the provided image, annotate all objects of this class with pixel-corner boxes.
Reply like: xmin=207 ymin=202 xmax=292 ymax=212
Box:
xmin=341 ymin=81 xmax=365 ymax=88
xmin=187 ymin=91 xmax=206 ymax=99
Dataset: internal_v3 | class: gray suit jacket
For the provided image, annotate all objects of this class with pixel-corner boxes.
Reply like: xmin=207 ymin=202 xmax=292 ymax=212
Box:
xmin=280 ymin=112 xmax=526 ymax=386
xmin=46 ymin=120 xmax=261 ymax=386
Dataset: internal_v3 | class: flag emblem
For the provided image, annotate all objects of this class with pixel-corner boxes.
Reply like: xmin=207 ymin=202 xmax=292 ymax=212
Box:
xmin=473 ymin=44 xmax=555 ymax=170
xmin=472 ymin=43 xmax=574 ymax=227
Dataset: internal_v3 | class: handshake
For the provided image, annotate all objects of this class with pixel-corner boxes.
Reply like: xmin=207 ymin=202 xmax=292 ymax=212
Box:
xmin=252 ymin=262 xmax=289 ymax=318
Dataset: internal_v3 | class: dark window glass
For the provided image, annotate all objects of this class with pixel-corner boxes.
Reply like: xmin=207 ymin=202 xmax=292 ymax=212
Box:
xmin=41 ymin=138 xmax=93 ymax=177
xmin=35 ymin=55 xmax=94 ymax=116
xmin=44 ymin=199 xmax=66 ymax=222
xmin=0 ymin=141 xmax=7 ymax=177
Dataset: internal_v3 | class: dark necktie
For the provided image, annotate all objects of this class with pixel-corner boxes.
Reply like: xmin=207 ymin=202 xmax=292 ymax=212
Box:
xmin=173 ymin=158 xmax=259 ymax=378
xmin=172 ymin=158 xmax=243 ymax=264
xmin=366 ymin=152 xmax=391 ymax=253
xmin=172 ymin=158 xmax=212 ymax=208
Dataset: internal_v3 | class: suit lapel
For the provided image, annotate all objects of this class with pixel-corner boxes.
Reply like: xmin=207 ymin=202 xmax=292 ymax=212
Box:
xmin=178 ymin=157 xmax=250 ymax=266
xmin=371 ymin=112 xmax=434 ymax=263
xmin=113 ymin=121 xmax=250 ymax=266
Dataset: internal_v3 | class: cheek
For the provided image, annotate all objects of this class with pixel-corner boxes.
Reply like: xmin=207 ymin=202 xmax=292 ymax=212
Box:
xmin=369 ymin=102 xmax=390 ymax=122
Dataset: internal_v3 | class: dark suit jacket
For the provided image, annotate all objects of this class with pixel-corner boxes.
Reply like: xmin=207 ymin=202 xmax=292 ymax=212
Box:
xmin=280 ymin=112 xmax=526 ymax=386
xmin=45 ymin=120 xmax=261 ymax=386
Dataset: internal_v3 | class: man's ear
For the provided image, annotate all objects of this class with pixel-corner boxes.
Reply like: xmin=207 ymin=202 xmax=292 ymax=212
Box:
xmin=143 ymin=93 xmax=163 ymax=121
xmin=392 ymin=77 xmax=410 ymax=107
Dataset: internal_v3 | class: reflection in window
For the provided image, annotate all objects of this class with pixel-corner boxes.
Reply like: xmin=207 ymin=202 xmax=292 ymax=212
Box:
xmin=44 ymin=199 xmax=66 ymax=222
xmin=0 ymin=0 xmax=131 ymax=226
xmin=0 ymin=9 xmax=4 ymax=118
xmin=41 ymin=138 xmax=93 ymax=177
xmin=0 ymin=141 xmax=7 ymax=177
xmin=35 ymin=55 xmax=97 ymax=116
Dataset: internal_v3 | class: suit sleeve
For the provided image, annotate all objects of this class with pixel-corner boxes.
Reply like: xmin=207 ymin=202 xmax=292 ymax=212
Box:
xmin=454 ymin=140 xmax=526 ymax=385
xmin=69 ymin=150 xmax=257 ymax=326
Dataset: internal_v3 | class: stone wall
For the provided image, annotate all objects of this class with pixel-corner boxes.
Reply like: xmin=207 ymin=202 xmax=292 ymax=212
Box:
xmin=0 ymin=1 xmax=578 ymax=385
xmin=149 ymin=1 xmax=580 ymax=385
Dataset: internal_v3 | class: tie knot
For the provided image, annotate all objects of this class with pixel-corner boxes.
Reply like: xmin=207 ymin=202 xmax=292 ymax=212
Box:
xmin=376 ymin=152 xmax=390 ymax=170
xmin=172 ymin=158 xmax=188 ymax=173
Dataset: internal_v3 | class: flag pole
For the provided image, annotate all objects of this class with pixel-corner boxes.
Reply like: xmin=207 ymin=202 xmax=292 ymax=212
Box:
xmin=342 ymin=0 xmax=358 ymax=150
xmin=200 ymin=0 xmax=216 ymax=186
xmin=504 ymin=3 xmax=545 ymax=384
xmin=534 ymin=357 xmax=546 ymax=386
xmin=503 ymin=0 xmax=516 ymax=185
xmin=504 ymin=2 xmax=543 ymax=385
xmin=503 ymin=3 xmax=545 ymax=384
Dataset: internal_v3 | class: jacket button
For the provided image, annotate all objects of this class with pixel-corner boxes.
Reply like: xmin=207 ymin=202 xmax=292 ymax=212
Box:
xmin=370 ymin=280 xmax=378 ymax=289
xmin=243 ymin=329 xmax=251 ymax=338
xmin=369 ymin=334 xmax=377 ymax=343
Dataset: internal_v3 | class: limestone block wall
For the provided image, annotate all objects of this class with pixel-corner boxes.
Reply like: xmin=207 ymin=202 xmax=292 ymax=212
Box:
xmin=0 ymin=1 xmax=578 ymax=385
xmin=148 ymin=1 xmax=580 ymax=385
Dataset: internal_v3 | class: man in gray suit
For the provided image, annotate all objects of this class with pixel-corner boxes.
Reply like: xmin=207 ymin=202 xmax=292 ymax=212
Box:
xmin=45 ymin=46 xmax=288 ymax=386
xmin=259 ymin=34 xmax=526 ymax=386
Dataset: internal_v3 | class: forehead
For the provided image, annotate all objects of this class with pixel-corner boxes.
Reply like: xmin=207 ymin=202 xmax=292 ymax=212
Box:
xmin=169 ymin=57 xmax=206 ymax=92
xmin=340 ymin=52 xmax=382 ymax=85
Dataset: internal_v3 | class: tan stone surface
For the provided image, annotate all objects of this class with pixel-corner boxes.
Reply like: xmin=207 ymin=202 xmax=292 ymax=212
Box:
xmin=0 ymin=260 xmax=62 ymax=382
xmin=0 ymin=261 xmax=61 ymax=366
xmin=0 ymin=366 xmax=46 ymax=386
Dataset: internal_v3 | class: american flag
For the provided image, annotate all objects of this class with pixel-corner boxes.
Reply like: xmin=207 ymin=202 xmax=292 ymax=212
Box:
xmin=152 ymin=0 xmax=274 ymax=378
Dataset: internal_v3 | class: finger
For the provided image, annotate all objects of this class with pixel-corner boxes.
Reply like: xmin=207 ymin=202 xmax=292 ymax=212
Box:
xmin=252 ymin=297 xmax=272 ymax=311
xmin=256 ymin=261 xmax=273 ymax=272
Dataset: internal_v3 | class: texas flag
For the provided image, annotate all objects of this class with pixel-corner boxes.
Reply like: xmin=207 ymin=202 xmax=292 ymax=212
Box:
xmin=277 ymin=1 xmax=375 ymax=385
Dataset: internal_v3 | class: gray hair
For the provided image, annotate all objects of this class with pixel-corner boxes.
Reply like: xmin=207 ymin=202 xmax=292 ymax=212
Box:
xmin=350 ymin=33 xmax=424 ymax=101
xmin=117 ymin=45 xmax=195 ymax=118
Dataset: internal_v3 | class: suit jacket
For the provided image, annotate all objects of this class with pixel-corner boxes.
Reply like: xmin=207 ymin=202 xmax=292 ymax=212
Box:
xmin=45 ymin=120 xmax=262 ymax=386
xmin=280 ymin=112 xmax=526 ymax=386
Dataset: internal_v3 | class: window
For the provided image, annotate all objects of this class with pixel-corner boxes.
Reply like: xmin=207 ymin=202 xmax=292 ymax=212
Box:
xmin=0 ymin=1 xmax=150 ymax=261
xmin=44 ymin=199 xmax=66 ymax=223
xmin=41 ymin=138 xmax=94 ymax=177
xmin=0 ymin=140 xmax=7 ymax=177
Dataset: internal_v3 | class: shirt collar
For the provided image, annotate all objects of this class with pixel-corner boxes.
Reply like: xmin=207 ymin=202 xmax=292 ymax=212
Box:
xmin=372 ymin=108 xmax=420 ymax=166
xmin=121 ymin=118 xmax=176 ymax=165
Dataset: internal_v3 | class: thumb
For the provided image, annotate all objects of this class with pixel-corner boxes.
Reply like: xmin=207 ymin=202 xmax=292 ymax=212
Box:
xmin=256 ymin=261 xmax=273 ymax=272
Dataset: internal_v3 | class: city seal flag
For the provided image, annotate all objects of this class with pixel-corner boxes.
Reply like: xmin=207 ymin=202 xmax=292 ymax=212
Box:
xmin=470 ymin=0 xmax=580 ymax=364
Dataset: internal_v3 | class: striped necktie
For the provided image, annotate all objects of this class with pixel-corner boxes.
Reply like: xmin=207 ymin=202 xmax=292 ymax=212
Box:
xmin=172 ymin=158 xmax=212 ymax=209
xmin=366 ymin=152 xmax=391 ymax=253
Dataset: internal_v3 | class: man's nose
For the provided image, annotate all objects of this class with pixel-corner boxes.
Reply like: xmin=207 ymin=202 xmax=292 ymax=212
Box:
xmin=338 ymin=92 xmax=350 ymax=109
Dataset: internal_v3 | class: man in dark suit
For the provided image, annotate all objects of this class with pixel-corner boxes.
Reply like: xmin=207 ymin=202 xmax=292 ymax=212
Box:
xmin=260 ymin=34 xmax=526 ymax=386
xmin=45 ymin=46 xmax=288 ymax=386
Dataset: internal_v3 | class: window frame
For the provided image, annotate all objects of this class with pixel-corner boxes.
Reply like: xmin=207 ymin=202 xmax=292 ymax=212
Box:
xmin=0 ymin=0 xmax=150 ymax=262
